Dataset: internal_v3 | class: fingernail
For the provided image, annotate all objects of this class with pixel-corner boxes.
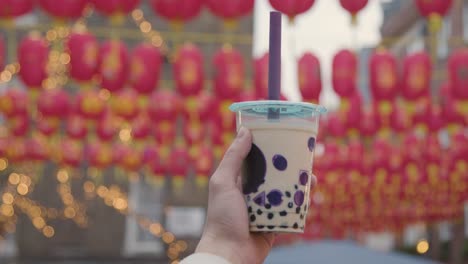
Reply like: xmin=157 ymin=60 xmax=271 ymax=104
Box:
xmin=237 ymin=127 xmax=247 ymax=139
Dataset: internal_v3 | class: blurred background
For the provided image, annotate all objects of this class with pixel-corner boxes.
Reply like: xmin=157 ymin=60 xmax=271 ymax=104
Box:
xmin=0 ymin=0 xmax=467 ymax=263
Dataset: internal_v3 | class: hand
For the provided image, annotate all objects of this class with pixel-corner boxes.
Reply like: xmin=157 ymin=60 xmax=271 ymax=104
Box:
xmin=196 ymin=127 xmax=317 ymax=264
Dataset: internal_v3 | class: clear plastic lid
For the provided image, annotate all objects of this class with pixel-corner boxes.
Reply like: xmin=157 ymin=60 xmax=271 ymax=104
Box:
xmin=229 ymin=100 xmax=327 ymax=118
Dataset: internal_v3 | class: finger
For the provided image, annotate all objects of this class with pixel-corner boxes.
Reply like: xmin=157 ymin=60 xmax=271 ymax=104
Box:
xmin=212 ymin=127 xmax=252 ymax=186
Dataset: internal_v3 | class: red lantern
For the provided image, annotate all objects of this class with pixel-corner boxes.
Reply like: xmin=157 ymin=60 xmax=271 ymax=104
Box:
xmin=183 ymin=120 xmax=205 ymax=148
xmin=154 ymin=122 xmax=176 ymax=146
xmin=369 ymin=49 xmax=398 ymax=101
xmin=0 ymin=88 xmax=28 ymax=117
xmin=38 ymin=0 xmax=87 ymax=19
xmin=327 ymin=113 xmax=346 ymax=138
xmin=194 ymin=145 xmax=214 ymax=188
xmin=150 ymin=0 xmax=203 ymax=24
xmin=253 ymin=53 xmax=268 ymax=99
xmin=58 ymin=138 xmax=82 ymax=167
xmin=213 ymin=45 xmax=244 ymax=100
xmin=91 ymin=0 xmax=140 ymax=17
xmin=131 ymin=113 xmax=152 ymax=141
xmin=37 ymin=115 xmax=60 ymax=136
xmin=98 ymin=40 xmax=129 ymax=93
xmin=390 ymin=104 xmax=411 ymax=134
xmin=18 ymin=33 xmax=48 ymax=89
xmin=347 ymin=139 xmax=364 ymax=173
xmin=427 ymin=104 xmax=444 ymax=133
xmin=402 ymin=52 xmax=431 ymax=100
xmin=87 ymin=142 xmax=113 ymax=169
xmin=339 ymin=0 xmax=368 ymax=17
xmin=5 ymin=138 xmax=26 ymax=163
xmin=66 ymin=114 xmax=88 ymax=139
xmin=168 ymin=145 xmax=190 ymax=190
xmin=9 ymin=113 xmax=29 ymax=137
xmin=130 ymin=43 xmax=161 ymax=96
xmin=148 ymin=90 xmax=180 ymax=122
xmin=443 ymin=93 xmax=466 ymax=134
xmin=173 ymin=43 xmax=204 ymax=97
xmin=411 ymin=96 xmax=432 ymax=132
xmin=182 ymin=91 xmax=216 ymax=122
xmin=76 ymin=90 xmax=106 ymax=120
xmin=360 ymin=106 xmax=378 ymax=138
xmin=148 ymin=146 xmax=167 ymax=185
xmin=67 ymin=30 xmax=99 ymax=82
xmin=238 ymin=89 xmax=257 ymax=102
xmin=96 ymin=111 xmax=119 ymax=142
xmin=370 ymin=138 xmax=392 ymax=186
xmin=269 ymin=0 xmax=316 ymax=20
xmin=37 ymin=88 xmax=70 ymax=119
xmin=0 ymin=0 xmax=34 ymax=18
xmin=340 ymin=92 xmax=361 ymax=137
xmin=415 ymin=0 xmax=452 ymax=18
xmin=332 ymin=49 xmax=357 ymax=98
xmin=26 ymin=135 xmax=49 ymax=161
xmin=111 ymin=89 xmax=139 ymax=121
xmin=119 ymin=145 xmax=143 ymax=172
xmin=448 ymin=48 xmax=468 ymax=99
xmin=206 ymin=0 xmax=254 ymax=21
xmin=213 ymin=100 xmax=236 ymax=132
xmin=298 ymin=52 xmax=321 ymax=103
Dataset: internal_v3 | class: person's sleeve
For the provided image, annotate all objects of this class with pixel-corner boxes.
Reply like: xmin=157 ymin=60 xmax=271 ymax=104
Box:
xmin=180 ymin=252 xmax=232 ymax=264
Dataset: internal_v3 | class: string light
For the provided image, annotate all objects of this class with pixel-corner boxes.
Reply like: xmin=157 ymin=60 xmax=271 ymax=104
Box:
xmin=42 ymin=225 xmax=55 ymax=238
xmin=131 ymin=9 xmax=168 ymax=53
xmin=416 ymin=239 xmax=429 ymax=254
xmin=91 ymin=183 xmax=188 ymax=260
xmin=119 ymin=128 xmax=132 ymax=142
xmin=0 ymin=63 xmax=20 ymax=84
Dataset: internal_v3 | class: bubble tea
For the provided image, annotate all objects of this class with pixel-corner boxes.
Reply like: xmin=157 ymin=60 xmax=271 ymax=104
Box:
xmin=230 ymin=101 xmax=326 ymax=233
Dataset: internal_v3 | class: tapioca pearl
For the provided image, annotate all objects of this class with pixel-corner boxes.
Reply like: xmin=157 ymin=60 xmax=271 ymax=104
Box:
xmin=299 ymin=171 xmax=308 ymax=186
xmin=272 ymin=154 xmax=287 ymax=171
xmin=285 ymin=191 xmax=291 ymax=198
xmin=267 ymin=226 xmax=275 ymax=230
xmin=257 ymin=209 xmax=263 ymax=215
xmin=280 ymin=225 xmax=288 ymax=229
xmin=257 ymin=225 xmax=265 ymax=229
xmin=266 ymin=190 xmax=283 ymax=206
xmin=279 ymin=211 xmax=287 ymax=216
xmin=250 ymin=215 xmax=256 ymax=222
xmin=253 ymin=191 xmax=266 ymax=206
xmin=265 ymin=203 xmax=271 ymax=209
xmin=294 ymin=184 xmax=298 ymax=190
xmin=246 ymin=195 xmax=251 ymax=201
xmin=294 ymin=190 xmax=305 ymax=206
xmin=267 ymin=213 xmax=274 ymax=219
xmin=248 ymin=206 xmax=252 ymax=213
xmin=296 ymin=207 xmax=301 ymax=214
xmin=300 ymin=214 xmax=304 ymax=219
xmin=293 ymin=223 xmax=299 ymax=229
xmin=288 ymin=202 xmax=293 ymax=209
xmin=308 ymin=137 xmax=316 ymax=152
xmin=242 ymin=144 xmax=266 ymax=195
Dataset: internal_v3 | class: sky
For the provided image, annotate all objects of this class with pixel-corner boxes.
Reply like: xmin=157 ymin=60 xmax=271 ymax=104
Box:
xmin=253 ymin=0 xmax=383 ymax=109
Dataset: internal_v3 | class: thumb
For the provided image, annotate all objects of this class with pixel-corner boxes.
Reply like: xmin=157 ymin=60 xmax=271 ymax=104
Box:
xmin=211 ymin=127 xmax=252 ymax=187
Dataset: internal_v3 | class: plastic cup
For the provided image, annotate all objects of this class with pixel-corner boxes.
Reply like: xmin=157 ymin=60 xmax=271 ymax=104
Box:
xmin=230 ymin=100 xmax=326 ymax=233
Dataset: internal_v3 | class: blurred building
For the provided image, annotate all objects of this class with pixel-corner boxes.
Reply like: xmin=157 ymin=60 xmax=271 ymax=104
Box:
xmin=1 ymin=3 xmax=254 ymax=262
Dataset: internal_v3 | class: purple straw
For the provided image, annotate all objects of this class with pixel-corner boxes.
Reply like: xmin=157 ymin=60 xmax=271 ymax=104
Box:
xmin=268 ymin=11 xmax=281 ymax=101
